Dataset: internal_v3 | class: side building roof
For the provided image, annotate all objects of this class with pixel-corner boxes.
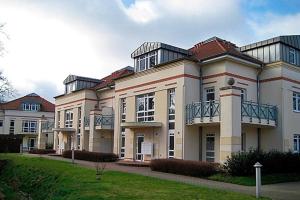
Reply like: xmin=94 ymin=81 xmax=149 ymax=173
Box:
xmin=0 ymin=93 xmax=55 ymax=112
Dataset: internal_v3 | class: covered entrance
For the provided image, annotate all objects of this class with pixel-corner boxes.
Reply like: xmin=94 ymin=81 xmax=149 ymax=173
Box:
xmin=136 ymin=135 xmax=144 ymax=161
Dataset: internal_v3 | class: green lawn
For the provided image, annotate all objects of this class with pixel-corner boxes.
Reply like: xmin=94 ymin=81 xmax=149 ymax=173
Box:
xmin=0 ymin=154 xmax=267 ymax=200
xmin=209 ymin=173 xmax=300 ymax=186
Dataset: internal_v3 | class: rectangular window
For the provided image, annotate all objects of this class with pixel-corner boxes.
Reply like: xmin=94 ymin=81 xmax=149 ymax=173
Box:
xmin=22 ymin=120 xmax=37 ymax=133
xmin=57 ymin=111 xmax=61 ymax=128
xmin=241 ymin=89 xmax=247 ymax=102
xmin=22 ymin=103 xmax=40 ymax=111
xmin=206 ymin=133 xmax=215 ymax=162
xmin=120 ymin=127 xmax=126 ymax=159
xmin=289 ymin=47 xmax=296 ymax=64
xmin=168 ymin=89 xmax=175 ymax=158
xmin=66 ymin=82 xmax=76 ymax=94
xmin=0 ymin=120 xmax=3 ymax=127
xmin=136 ymin=51 xmax=158 ymax=72
xmin=77 ymin=133 xmax=81 ymax=150
xmin=241 ymin=132 xmax=246 ymax=152
xmin=78 ymin=107 xmax=82 ymax=128
xmin=293 ymin=92 xmax=300 ymax=112
xmin=205 ymin=88 xmax=215 ymax=101
xmin=65 ymin=110 xmax=73 ymax=128
xmin=136 ymin=93 xmax=155 ymax=122
xmin=9 ymin=120 xmax=15 ymax=134
xmin=121 ymin=98 xmax=126 ymax=123
xmin=294 ymin=134 xmax=300 ymax=153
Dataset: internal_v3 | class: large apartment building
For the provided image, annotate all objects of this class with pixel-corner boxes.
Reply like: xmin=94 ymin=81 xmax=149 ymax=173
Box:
xmin=0 ymin=93 xmax=55 ymax=151
xmin=53 ymin=35 xmax=300 ymax=163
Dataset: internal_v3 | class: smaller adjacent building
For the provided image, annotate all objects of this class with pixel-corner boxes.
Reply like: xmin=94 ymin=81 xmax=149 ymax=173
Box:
xmin=0 ymin=93 xmax=55 ymax=151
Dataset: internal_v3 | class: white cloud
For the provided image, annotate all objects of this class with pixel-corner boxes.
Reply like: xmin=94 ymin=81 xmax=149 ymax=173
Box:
xmin=119 ymin=0 xmax=159 ymax=24
xmin=249 ymin=12 xmax=300 ymax=39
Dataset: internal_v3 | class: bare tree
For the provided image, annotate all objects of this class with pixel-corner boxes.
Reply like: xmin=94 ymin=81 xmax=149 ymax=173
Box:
xmin=0 ymin=71 xmax=14 ymax=102
xmin=0 ymin=23 xmax=14 ymax=102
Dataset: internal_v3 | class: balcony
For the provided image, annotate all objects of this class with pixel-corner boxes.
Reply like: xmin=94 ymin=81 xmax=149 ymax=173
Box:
xmin=95 ymin=114 xmax=114 ymax=130
xmin=186 ymin=100 xmax=220 ymax=125
xmin=186 ymin=100 xmax=277 ymax=127
xmin=84 ymin=115 xmax=114 ymax=130
xmin=241 ymin=101 xmax=277 ymax=127
xmin=41 ymin=121 xmax=54 ymax=133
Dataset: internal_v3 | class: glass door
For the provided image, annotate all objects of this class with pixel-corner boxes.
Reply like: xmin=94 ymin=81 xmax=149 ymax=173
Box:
xmin=136 ymin=135 xmax=144 ymax=161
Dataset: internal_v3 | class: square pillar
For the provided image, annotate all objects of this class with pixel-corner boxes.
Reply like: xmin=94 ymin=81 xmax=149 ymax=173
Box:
xmin=220 ymin=86 xmax=242 ymax=163
xmin=89 ymin=109 xmax=101 ymax=152
xmin=37 ymin=119 xmax=46 ymax=149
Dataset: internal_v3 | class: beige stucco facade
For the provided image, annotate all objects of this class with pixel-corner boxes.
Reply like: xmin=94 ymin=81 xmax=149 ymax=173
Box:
xmin=0 ymin=109 xmax=54 ymax=151
xmin=52 ymin=53 xmax=300 ymax=163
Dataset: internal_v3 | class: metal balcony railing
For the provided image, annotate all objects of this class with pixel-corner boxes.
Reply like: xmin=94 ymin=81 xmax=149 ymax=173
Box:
xmin=241 ymin=101 xmax=277 ymax=124
xmin=95 ymin=114 xmax=114 ymax=129
xmin=186 ymin=100 xmax=220 ymax=124
xmin=41 ymin=121 xmax=54 ymax=132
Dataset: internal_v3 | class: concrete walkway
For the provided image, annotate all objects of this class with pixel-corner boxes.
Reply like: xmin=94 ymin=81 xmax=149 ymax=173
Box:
xmin=26 ymin=154 xmax=300 ymax=200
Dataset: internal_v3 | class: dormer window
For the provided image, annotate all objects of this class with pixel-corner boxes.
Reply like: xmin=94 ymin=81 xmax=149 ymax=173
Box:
xmin=289 ymin=47 xmax=296 ymax=65
xmin=136 ymin=51 xmax=158 ymax=72
xmin=22 ymin=103 xmax=40 ymax=111
xmin=66 ymin=82 xmax=76 ymax=94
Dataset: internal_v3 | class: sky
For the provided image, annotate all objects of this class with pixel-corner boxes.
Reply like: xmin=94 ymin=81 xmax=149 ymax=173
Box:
xmin=0 ymin=0 xmax=300 ymax=102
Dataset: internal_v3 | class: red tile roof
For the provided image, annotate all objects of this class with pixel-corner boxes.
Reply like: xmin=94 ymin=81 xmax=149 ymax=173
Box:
xmin=94 ymin=67 xmax=134 ymax=90
xmin=189 ymin=37 xmax=263 ymax=65
xmin=0 ymin=93 xmax=55 ymax=112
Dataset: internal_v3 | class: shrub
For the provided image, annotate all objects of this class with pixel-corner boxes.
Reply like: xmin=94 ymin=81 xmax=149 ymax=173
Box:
xmin=224 ymin=150 xmax=300 ymax=176
xmin=62 ymin=150 xmax=118 ymax=162
xmin=29 ymin=149 xmax=56 ymax=154
xmin=150 ymin=159 xmax=219 ymax=177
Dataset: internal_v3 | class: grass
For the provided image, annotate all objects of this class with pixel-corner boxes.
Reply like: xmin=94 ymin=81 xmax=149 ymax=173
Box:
xmin=209 ymin=173 xmax=300 ymax=186
xmin=0 ymin=154 xmax=268 ymax=200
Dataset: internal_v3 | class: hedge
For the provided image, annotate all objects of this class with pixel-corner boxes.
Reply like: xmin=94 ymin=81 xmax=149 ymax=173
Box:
xmin=29 ymin=149 xmax=56 ymax=154
xmin=150 ymin=159 xmax=219 ymax=177
xmin=224 ymin=150 xmax=300 ymax=176
xmin=62 ymin=150 xmax=118 ymax=162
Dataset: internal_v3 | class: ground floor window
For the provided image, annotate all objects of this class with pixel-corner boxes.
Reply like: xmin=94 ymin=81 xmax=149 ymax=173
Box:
xmin=136 ymin=135 xmax=144 ymax=161
xmin=28 ymin=138 xmax=36 ymax=150
xmin=294 ymin=134 xmax=300 ymax=153
xmin=168 ymin=129 xmax=175 ymax=158
xmin=206 ymin=133 xmax=215 ymax=162
xmin=241 ymin=132 xmax=246 ymax=152
xmin=120 ymin=128 xmax=125 ymax=159
xmin=77 ymin=133 xmax=81 ymax=150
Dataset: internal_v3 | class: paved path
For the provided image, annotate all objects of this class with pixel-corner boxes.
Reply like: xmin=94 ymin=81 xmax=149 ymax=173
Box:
xmin=25 ymin=154 xmax=300 ymax=200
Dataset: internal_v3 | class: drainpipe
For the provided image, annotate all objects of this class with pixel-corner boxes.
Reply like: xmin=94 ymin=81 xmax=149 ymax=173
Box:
xmin=199 ymin=64 xmax=203 ymax=160
xmin=256 ymin=65 xmax=263 ymax=151
xmin=182 ymin=84 xmax=186 ymax=159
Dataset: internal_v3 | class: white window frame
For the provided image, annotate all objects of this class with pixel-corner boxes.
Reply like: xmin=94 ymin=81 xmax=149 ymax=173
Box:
xmin=120 ymin=127 xmax=126 ymax=159
xmin=293 ymin=92 xmax=300 ymax=112
xmin=65 ymin=110 xmax=73 ymax=128
xmin=66 ymin=82 xmax=76 ymax=94
xmin=136 ymin=51 xmax=158 ymax=72
xmin=294 ymin=134 xmax=300 ymax=153
xmin=205 ymin=87 xmax=215 ymax=101
xmin=136 ymin=93 xmax=155 ymax=122
xmin=22 ymin=120 xmax=37 ymax=133
xmin=168 ymin=89 xmax=175 ymax=158
xmin=9 ymin=120 xmax=15 ymax=134
xmin=206 ymin=133 xmax=215 ymax=162
xmin=22 ymin=103 xmax=40 ymax=111
xmin=121 ymin=98 xmax=126 ymax=123
xmin=289 ymin=47 xmax=296 ymax=65
xmin=241 ymin=89 xmax=247 ymax=102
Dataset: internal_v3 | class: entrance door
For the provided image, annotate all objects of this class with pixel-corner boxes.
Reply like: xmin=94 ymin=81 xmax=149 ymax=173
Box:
xmin=206 ymin=133 xmax=215 ymax=162
xmin=29 ymin=138 xmax=35 ymax=150
xmin=136 ymin=135 xmax=144 ymax=161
